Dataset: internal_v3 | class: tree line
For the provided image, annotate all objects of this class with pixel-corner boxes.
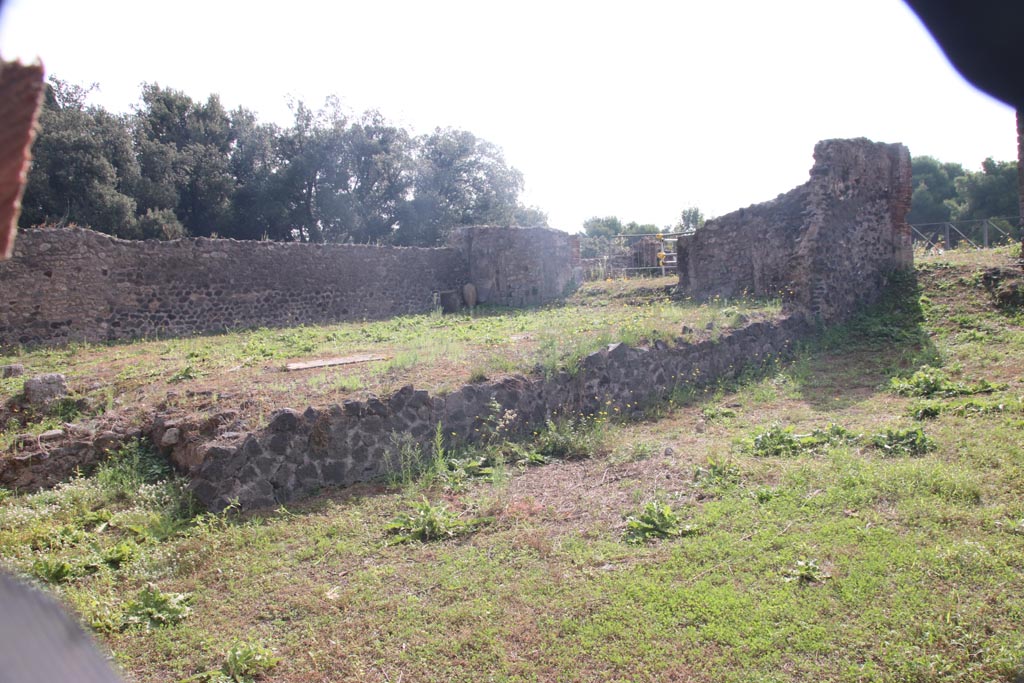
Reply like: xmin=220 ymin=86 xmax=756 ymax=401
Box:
xmin=907 ymin=155 xmax=1019 ymax=228
xmin=21 ymin=79 xmax=548 ymax=245
xmin=581 ymin=206 xmax=705 ymax=238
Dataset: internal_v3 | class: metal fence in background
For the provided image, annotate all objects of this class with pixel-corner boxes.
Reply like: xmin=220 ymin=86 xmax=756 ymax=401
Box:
xmin=579 ymin=232 xmax=687 ymax=280
xmin=578 ymin=218 xmax=1021 ymax=281
xmin=911 ymin=217 xmax=1020 ymax=250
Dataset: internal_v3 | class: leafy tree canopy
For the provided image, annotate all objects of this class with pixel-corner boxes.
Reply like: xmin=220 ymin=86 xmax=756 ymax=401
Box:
xmin=945 ymin=157 xmax=1018 ymax=222
xmin=582 ymin=216 xmax=624 ymax=237
xmin=674 ymin=206 xmax=705 ymax=233
xmin=907 ymin=156 xmax=965 ymax=224
xmin=20 ymin=77 xmax=541 ymax=247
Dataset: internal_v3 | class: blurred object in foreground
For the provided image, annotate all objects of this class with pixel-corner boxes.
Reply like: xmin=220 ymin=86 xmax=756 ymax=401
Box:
xmin=0 ymin=572 xmax=123 ymax=683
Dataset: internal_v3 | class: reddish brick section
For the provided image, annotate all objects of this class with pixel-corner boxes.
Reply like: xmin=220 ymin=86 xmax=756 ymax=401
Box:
xmin=0 ymin=60 xmax=45 ymax=259
xmin=890 ymin=140 xmax=914 ymax=269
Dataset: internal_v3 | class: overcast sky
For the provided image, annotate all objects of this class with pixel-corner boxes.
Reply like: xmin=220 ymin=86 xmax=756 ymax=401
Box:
xmin=0 ymin=0 xmax=1016 ymax=232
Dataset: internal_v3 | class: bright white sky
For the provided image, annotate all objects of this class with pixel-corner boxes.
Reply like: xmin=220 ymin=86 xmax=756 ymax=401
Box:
xmin=0 ymin=0 xmax=1016 ymax=232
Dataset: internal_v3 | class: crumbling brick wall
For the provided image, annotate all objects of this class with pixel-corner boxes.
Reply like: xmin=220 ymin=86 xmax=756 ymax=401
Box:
xmin=677 ymin=138 xmax=912 ymax=321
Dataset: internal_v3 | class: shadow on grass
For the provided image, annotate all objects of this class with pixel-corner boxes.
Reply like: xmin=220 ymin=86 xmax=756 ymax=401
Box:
xmin=791 ymin=270 xmax=939 ymax=411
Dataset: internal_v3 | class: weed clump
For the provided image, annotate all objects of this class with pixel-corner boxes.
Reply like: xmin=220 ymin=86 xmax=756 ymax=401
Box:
xmin=693 ymin=457 xmax=741 ymax=488
xmin=385 ymin=498 xmax=486 ymax=543
xmin=910 ymin=396 xmax=1022 ymax=420
xmin=869 ymin=427 xmax=936 ymax=457
xmin=183 ymin=640 xmax=280 ymax=682
xmin=783 ymin=559 xmax=831 ymax=584
xmin=533 ymin=417 xmax=606 ymax=460
xmin=746 ymin=423 xmax=856 ymax=457
xmin=623 ymin=501 xmax=696 ymax=544
xmin=31 ymin=557 xmax=75 ymax=584
xmin=101 ymin=539 xmax=139 ymax=569
xmin=123 ymin=584 xmax=192 ymax=628
xmin=221 ymin=641 xmax=280 ymax=682
xmin=889 ymin=366 xmax=1001 ymax=398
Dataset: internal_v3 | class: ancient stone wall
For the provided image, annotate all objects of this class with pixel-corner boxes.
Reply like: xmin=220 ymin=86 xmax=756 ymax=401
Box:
xmin=0 ymin=139 xmax=917 ymax=507
xmin=0 ymin=226 xmax=581 ymax=347
xmin=677 ymin=138 xmax=912 ymax=321
xmin=158 ymin=314 xmax=809 ymax=511
xmin=451 ymin=226 xmax=583 ymax=306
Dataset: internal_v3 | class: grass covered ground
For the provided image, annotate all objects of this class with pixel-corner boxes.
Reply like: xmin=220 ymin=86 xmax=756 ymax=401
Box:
xmin=1 ymin=248 xmax=1023 ymax=682
xmin=0 ymin=275 xmax=776 ymax=441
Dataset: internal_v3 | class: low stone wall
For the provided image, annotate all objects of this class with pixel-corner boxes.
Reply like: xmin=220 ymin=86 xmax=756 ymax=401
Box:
xmin=161 ymin=314 xmax=809 ymax=511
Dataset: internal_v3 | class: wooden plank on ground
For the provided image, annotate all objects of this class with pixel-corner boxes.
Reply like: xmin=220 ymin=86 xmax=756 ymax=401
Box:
xmin=285 ymin=354 xmax=387 ymax=371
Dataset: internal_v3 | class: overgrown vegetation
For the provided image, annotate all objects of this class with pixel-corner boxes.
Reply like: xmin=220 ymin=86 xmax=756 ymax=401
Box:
xmin=1 ymin=249 xmax=1023 ymax=682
